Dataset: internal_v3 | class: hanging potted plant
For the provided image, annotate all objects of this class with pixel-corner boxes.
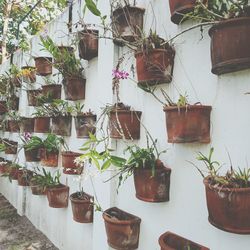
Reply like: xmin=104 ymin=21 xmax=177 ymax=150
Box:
xmin=3 ymin=139 xmax=18 ymax=155
xmin=26 ymin=89 xmax=42 ymax=106
xmin=41 ymin=77 xmax=62 ymax=100
xmin=19 ymin=66 xmax=36 ymax=83
xmin=20 ymin=117 xmax=35 ymax=133
xmin=0 ymin=160 xmax=9 ymax=174
xmin=8 ymin=163 xmax=22 ymax=181
xmin=17 ymin=168 xmax=34 ymax=186
xmin=33 ymin=108 xmax=51 ymax=133
xmin=29 ymin=169 xmax=50 ymax=195
xmin=62 ymin=151 xmax=83 ymax=175
xmin=5 ymin=111 xmax=21 ymax=133
xmin=159 ymin=231 xmax=210 ymax=250
xmin=194 ymin=148 xmax=250 ymax=234
xmin=34 ymin=57 xmax=53 ymax=76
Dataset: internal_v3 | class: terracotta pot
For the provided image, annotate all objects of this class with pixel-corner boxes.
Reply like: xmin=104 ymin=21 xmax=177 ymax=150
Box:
xmin=169 ymin=0 xmax=196 ymax=24
xmin=63 ymin=77 xmax=86 ymax=101
xmin=159 ymin=231 xmax=210 ymax=250
xmin=78 ymin=29 xmax=99 ymax=60
xmin=26 ymin=89 xmax=42 ymax=106
xmin=17 ymin=170 xmax=33 ymax=186
xmin=4 ymin=140 xmax=18 ymax=154
xmin=133 ymin=165 xmax=171 ymax=202
xmin=46 ymin=185 xmax=69 ymax=208
xmin=204 ymin=178 xmax=250 ymax=234
xmin=112 ymin=6 xmax=145 ymax=44
xmin=62 ymin=151 xmax=83 ymax=175
xmin=103 ymin=207 xmax=141 ymax=250
xmin=163 ymin=105 xmax=212 ymax=143
xmin=42 ymin=84 xmax=62 ymax=100
xmin=109 ymin=110 xmax=141 ymax=140
xmin=9 ymin=167 xmax=19 ymax=180
xmin=34 ymin=57 xmax=53 ymax=76
xmin=0 ymin=163 xmax=8 ymax=174
xmin=7 ymin=96 xmax=19 ymax=110
xmin=30 ymin=181 xmax=46 ymax=195
xmin=51 ymin=116 xmax=72 ymax=136
xmin=24 ymin=148 xmax=41 ymax=162
xmin=40 ymin=149 xmax=59 ymax=167
xmin=70 ymin=192 xmax=94 ymax=223
xmin=74 ymin=114 xmax=96 ymax=138
xmin=0 ymin=101 xmax=7 ymax=114
xmin=209 ymin=17 xmax=250 ymax=75
xmin=8 ymin=120 xmax=20 ymax=133
xmin=34 ymin=117 xmax=50 ymax=133
xmin=21 ymin=66 xmax=36 ymax=83
xmin=135 ymin=49 xmax=175 ymax=86
xmin=12 ymin=77 xmax=21 ymax=87
xmin=20 ymin=117 xmax=35 ymax=133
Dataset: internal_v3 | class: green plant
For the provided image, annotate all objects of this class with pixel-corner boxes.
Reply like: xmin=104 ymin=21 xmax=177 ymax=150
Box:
xmin=43 ymin=133 xmax=66 ymax=153
xmin=22 ymin=134 xmax=43 ymax=151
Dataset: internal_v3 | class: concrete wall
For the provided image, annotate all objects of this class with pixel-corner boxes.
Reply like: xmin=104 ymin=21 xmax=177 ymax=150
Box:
xmin=1 ymin=0 xmax=250 ymax=249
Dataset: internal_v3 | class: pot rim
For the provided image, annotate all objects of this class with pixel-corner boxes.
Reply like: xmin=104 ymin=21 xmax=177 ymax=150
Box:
xmin=75 ymin=114 xmax=96 ymax=118
xmin=113 ymin=5 xmax=145 ymax=14
xmin=163 ymin=105 xmax=212 ymax=112
xmin=135 ymin=48 xmax=173 ymax=57
xmin=42 ymin=84 xmax=62 ymax=88
xmin=34 ymin=56 xmax=53 ymax=61
xmin=46 ymin=184 xmax=69 ymax=192
xmin=70 ymin=192 xmax=94 ymax=203
xmin=134 ymin=164 xmax=171 ymax=173
xmin=110 ymin=110 xmax=142 ymax=115
xmin=64 ymin=76 xmax=86 ymax=81
xmin=62 ymin=151 xmax=82 ymax=157
xmin=78 ymin=29 xmax=99 ymax=34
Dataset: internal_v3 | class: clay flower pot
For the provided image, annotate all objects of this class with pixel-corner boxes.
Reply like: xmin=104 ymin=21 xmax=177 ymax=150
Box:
xmin=46 ymin=185 xmax=69 ymax=208
xmin=42 ymin=84 xmax=62 ymax=100
xmin=0 ymin=162 xmax=8 ymax=174
xmin=30 ymin=181 xmax=46 ymax=195
xmin=133 ymin=165 xmax=171 ymax=202
xmin=20 ymin=117 xmax=35 ymax=133
xmin=169 ymin=0 xmax=196 ymax=24
xmin=109 ymin=110 xmax=141 ymax=140
xmin=163 ymin=105 xmax=212 ymax=143
xmin=34 ymin=117 xmax=50 ymax=133
xmin=159 ymin=231 xmax=210 ymax=250
xmin=0 ymin=101 xmax=7 ymax=114
xmin=74 ymin=114 xmax=96 ymax=138
xmin=62 ymin=151 xmax=83 ymax=175
xmin=70 ymin=192 xmax=94 ymax=223
xmin=112 ymin=6 xmax=145 ymax=44
xmin=103 ymin=207 xmax=141 ymax=250
xmin=12 ymin=76 xmax=21 ymax=87
xmin=209 ymin=17 xmax=250 ymax=75
xmin=4 ymin=140 xmax=18 ymax=154
xmin=34 ymin=57 xmax=53 ymax=76
xmin=40 ymin=149 xmax=59 ymax=167
xmin=63 ymin=77 xmax=86 ymax=101
xmin=26 ymin=89 xmax=42 ymax=106
xmin=204 ymin=178 xmax=250 ymax=234
xmin=17 ymin=169 xmax=33 ymax=186
xmin=51 ymin=116 xmax=72 ymax=136
xmin=135 ymin=48 xmax=175 ymax=86
xmin=7 ymin=95 xmax=19 ymax=111
xmin=21 ymin=66 xmax=36 ymax=83
xmin=24 ymin=148 xmax=41 ymax=162
xmin=78 ymin=29 xmax=99 ymax=60
xmin=8 ymin=120 xmax=20 ymax=133
xmin=9 ymin=167 xmax=19 ymax=180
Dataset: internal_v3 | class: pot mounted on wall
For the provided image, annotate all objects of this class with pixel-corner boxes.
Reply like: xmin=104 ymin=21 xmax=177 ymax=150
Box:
xmin=63 ymin=77 xmax=86 ymax=101
xmin=46 ymin=185 xmax=69 ymax=208
xmin=34 ymin=57 xmax=53 ymax=76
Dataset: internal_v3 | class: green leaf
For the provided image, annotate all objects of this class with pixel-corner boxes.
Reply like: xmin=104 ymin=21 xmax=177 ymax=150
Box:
xmin=85 ymin=0 xmax=101 ymax=16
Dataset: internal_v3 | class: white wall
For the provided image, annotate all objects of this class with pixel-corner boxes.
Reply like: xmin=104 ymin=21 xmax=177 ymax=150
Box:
xmin=1 ymin=0 xmax=250 ymax=249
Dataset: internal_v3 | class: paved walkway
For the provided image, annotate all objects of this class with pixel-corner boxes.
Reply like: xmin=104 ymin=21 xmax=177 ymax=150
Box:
xmin=0 ymin=194 xmax=58 ymax=250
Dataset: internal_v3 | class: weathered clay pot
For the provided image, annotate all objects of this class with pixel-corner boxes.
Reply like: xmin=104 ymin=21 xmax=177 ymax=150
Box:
xmin=20 ymin=117 xmax=35 ymax=133
xmin=163 ymin=105 xmax=212 ymax=143
xmin=30 ymin=181 xmax=46 ymax=195
xmin=204 ymin=178 xmax=250 ymax=234
xmin=63 ymin=77 xmax=86 ymax=101
xmin=112 ymin=6 xmax=145 ymax=44
xmin=109 ymin=110 xmax=141 ymax=140
xmin=0 ymin=163 xmax=8 ymax=174
xmin=46 ymin=185 xmax=69 ymax=208
xmin=103 ymin=207 xmax=141 ymax=250
xmin=40 ymin=148 xmax=59 ymax=167
xmin=133 ymin=165 xmax=171 ymax=202
xmin=159 ymin=231 xmax=210 ymax=250
xmin=51 ymin=116 xmax=72 ymax=136
xmin=74 ymin=114 xmax=96 ymax=138
xmin=42 ymin=84 xmax=62 ymax=100
xmin=70 ymin=192 xmax=94 ymax=223
xmin=135 ymin=48 xmax=175 ymax=86
xmin=21 ymin=66 xmax=36 ymax=83
xmin=0 ymin=101 xmax=7 ymax=114
xmin=8 ymin=120 xmax=20 ymax=133
xmin=78 ymin=29 xmax=99 ymax=60
xmin=34 ymin=57 xmax=53 ymax=76
xmin=17 ymin=169 xmax=33 ymax=186
xmin=209 ymin=17 xmax=250 ymax=75
xmin=4 ymin=140 xmax=18 ymax=154
xmin=9 ymin=167 xmax=19 ymax=180
xmin=26 ymin=89 xmax=42 ymax=106
xmin=24 ymin=148 xmax=41 ymax=162
xmin=34 ymin=117 xmax=50 ymax=133
xmin=169 ymin=0 xmax=196 ymax=24
xmin=62 ymin=151 xmax=83 ymax=175
xmin=7 ymin=95 xmax=19 ymax=110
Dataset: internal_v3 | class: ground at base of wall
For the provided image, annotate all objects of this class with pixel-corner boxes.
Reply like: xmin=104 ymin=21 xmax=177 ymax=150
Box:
xmin=0 ymin=193 xmax=58 ymax=250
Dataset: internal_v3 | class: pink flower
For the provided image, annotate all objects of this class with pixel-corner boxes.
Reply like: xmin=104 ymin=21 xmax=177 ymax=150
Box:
xmin=24 ymin=132 xmax=32 ymax=142
xmin=112 ymin=69 xmax=129 ymax=80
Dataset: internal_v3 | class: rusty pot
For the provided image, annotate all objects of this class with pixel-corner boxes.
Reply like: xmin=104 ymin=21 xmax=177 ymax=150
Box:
xmin=40 ymin=148 xmax=59 ymax=167
xmin=63 ymin=77 xmax=86 ymax=101
xmin=21 ymin=66 xmax=36 ymax=83
xmin=7 ymin=95 xmax=19 ymax=111
xmin=109 ymin=110 xmax=141 ymax=140
xmin=209 ymin=17 xmax=250 ymax=75
xmin=0 ymin=101 xmax=7 ymax=114
xmin=51 ymin=115 xmax=72 ymax=136
xmin=8 ymin=120 xmax=20 ymax=133
xmin=46 ymin=184 xmax=69 ymax=208
xmin=34 ymin=57 xmax=53 ymax=76
xmin=20 ymin=117 xmax=35 ymax=133
xmin=159 ymin=231 xmax=210 ymax=250
xmin=4 ymin=140 xmax=18 ymax=154
xmin=169 ymin=0 xmax=196 ymax=24
xmin=78 ymin=29 xmax=99 ymax=60
xmin=204 ymin=178 xmax=250 ymax=234
xmin=42 ymin=84 xmax=62 ymax=100
xmin=112 ymin=6 xmax=145 ymax=44
xmin=70 ymin=192 xmax=94 ymax=223
xmin=163 ymin=105 xmax=212 ymax=143
xmin=133 ymin=165 xmax=171 ymax=202
xmin=17 ymin=169 xmax=33 ymax=186
xmin=135 ymin=48 xmax=175 ymax=86
xmin=103 ymin=207 xmax=141 ymax=250
xmin=62 ymin=151 xmax=83 ymax=175
xmin=74 ymin=114 xmax=96 ymax=138
xmin=26 ymin=89 xmax=42 ymax=106
xmin=34 ymin=117 xmax=50 ymax=133
xmin=24 ymin=148 xmax=41 ymax=162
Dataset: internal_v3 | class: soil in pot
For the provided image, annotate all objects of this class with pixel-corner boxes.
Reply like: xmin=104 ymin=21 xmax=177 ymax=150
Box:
xmin=63 ymin=77 xmax=86 ymax=101
xmin=103 ymin=207 xmax=141 ymax=250
xmin=24 ymin=148 xmax=41 ymax=162
xmin=78 ymin=29 xmax=99 ymax=60
xmin=42 ymin=84 xmax=62 ymax=100
xmin=34 ymin=57 xmax=53 ymax=76
xmin=163 ymin=105 xmax=212 ymax=143
xmin=17 ymin=170 xmax=33 ymax=186
xmin=62 ymin=151 xmax=83 ymax=175
xmin=46 ymin=184 xmax=69 ymax=208
xmin=0 ymin=101 xmax=7 ymax=114
xmin=34 ymin=117 xmax=50 ymax=133
xmin=51 ymin=116 xmax=72 ymax=136
xmin=159 ymin=231 xmax=210 ymax=250
xmin=8 ymin=120 xmax=20 ymax=133
xmin=204 ymin=178 xmax=250 ymax=234
xmin=21 ymin=66 xmax=36 ymax=83
xmin=74 ymin=114 xmax=96 ymax=138
xmin=40 ymin=149 xmax=59 ymax=167
xmin=20 ymin=117 xmax=35 ymax=133
xmin=4 ymin=140 xmax=18 ymax=154
xmin=26 ymin=89 xmax=42 ymax=106
xmin=70 ymin=192 xmax=94 ymax=223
